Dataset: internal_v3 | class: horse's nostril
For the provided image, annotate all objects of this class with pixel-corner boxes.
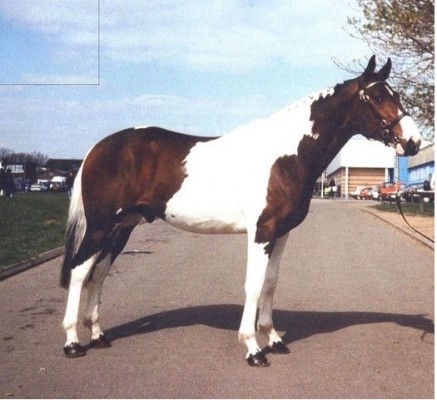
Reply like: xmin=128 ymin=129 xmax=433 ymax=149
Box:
xmin=407 ymin=138 xmax=421 ymax=155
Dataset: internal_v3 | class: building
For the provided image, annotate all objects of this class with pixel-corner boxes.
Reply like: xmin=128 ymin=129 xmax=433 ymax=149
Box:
xmin=407 ymin=143 xmax=434 ymax=185
xmin=325 ymin=137 xmax=396 ymax=198
xmin=4 ymin=162 xmax=37 ymax=189
xmin=44 ymin=159 xmax=83 ymax=174
xmin=39 ymin=159 xmax=83 ymax=181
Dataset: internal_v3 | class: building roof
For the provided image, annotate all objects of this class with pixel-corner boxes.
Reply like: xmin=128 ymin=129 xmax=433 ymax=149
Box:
xmin=326 ymin=136 xmax=396 ymax=175
xmin=44 ymin=159 xmax=82 ymax=173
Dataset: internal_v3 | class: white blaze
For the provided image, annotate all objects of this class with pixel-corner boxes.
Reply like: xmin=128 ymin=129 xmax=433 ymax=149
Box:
xmin=396 ymin=112 xmax=422 ymax=155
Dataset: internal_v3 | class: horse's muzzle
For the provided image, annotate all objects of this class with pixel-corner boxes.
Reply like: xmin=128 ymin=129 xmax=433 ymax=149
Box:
xmin=396 ymin=136 xmax=421 ymax=156
xmin=406 ymin=137 xmax=421 ymax=156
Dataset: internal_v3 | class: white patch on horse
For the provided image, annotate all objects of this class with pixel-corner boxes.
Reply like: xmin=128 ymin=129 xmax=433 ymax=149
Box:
xmin=396 ymin=112 xmax=422 ymax=156
xmin=164 ymin=90 xmax=324 ymax=234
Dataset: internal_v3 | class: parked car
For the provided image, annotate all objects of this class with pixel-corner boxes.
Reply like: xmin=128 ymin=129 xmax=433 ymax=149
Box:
xmin=50 ymin=176 xmax=67 ymax=192
xmin=398 ymin=180 xmax=435 ymax=204
xmin=30 ymin=183 xmax=48 ymax=192
xmin=417 ymin=189 xmax=435 ymax=203
xmin=359 ymin=187 xmax=373 ymax=200
xmin=379 ymin=182 xmax=405 ymax=203
xmin=402 ymin=184 xmax=422 ymax=203
xmin=350 ymin=186 xmax=367 ymax=199
xmin=370 ymin=186 xmax=380 ymax=200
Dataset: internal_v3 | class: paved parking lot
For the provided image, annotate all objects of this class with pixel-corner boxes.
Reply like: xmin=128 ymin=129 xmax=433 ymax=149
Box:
xmin=0 ymin=200 xmax=433 ymax=398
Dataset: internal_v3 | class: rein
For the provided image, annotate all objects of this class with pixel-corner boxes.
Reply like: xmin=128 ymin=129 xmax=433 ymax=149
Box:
xmin=359 ymin=81 xmax=409 ymax=146
xmin=359 ymin=81 xmax=433 ymax=243
xmin=395 ymin=192 xmax=435 ymax=244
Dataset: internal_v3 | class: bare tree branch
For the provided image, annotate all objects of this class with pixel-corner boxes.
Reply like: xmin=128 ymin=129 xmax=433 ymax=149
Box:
xmin=340 ymin=0 xmax=434 ymax=140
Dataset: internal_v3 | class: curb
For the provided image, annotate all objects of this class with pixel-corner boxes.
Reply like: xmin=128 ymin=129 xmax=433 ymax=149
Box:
xmin=0 ymin=247 xmax=64 ymax=281
xmin=361 ymin=208 xmax=434 ymax=251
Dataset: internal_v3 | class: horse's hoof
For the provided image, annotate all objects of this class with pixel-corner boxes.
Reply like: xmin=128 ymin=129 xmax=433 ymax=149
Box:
xmin=265 ymin=341 xmax=290 ymax=354
xmin=64 ymin=342 xmax=86 ymax=358
xmin=90 ymin=334 xmax=111 ymax=349
xmin=247 ymin=350 xmax=270 ymax=367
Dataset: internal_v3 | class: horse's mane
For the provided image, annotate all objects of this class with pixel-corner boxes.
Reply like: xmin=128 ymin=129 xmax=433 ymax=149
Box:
xmin=310 ymin=77 xmax=357 ymax=123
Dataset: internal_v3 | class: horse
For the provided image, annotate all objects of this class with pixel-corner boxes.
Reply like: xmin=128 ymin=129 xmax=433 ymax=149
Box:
xmin=60 ymin=56 xmax=422 ymax=367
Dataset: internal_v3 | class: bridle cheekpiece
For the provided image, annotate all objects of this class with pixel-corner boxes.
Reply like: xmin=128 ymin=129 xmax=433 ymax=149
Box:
xmin=359 ymin=81 xmax=409 ymax=146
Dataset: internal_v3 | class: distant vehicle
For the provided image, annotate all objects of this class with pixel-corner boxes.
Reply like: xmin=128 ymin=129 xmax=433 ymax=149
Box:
xmin=49 ymin=176 xmax=67 ymax=192
xmin=370 ymin=186 xmax=380 ymax=200
xmin=359 ymin=187 xmax=373 ymax=200
xmin=50 ymin=176 xmax=67 ymax=192
xmin=350 ymin=186 xmax=367 ymax=199
xmin=402 ymin=181 xmax=434 ymax=203
xmin=402 ymin=184 xmax=422 ymax=203
xmin=379 ymin=181 xmax=405 ymax=203
xmin=30 ymin=183 xmax=48 ymax=192
xmin=359 ymin=186 xmax=379 ymax=200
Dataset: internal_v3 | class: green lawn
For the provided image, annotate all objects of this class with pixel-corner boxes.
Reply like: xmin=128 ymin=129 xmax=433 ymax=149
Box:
xmin=370 ymin=201 xmax=435 ymax=217
xmin=0 ymin=193 xmax=69 ymax=269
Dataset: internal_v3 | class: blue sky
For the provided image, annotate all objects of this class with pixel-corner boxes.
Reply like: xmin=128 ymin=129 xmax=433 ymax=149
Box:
xmin=0 ymin=0 xmax=371 ymax=158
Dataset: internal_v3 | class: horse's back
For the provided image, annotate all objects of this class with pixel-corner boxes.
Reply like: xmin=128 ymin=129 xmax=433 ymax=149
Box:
xmin=81 ymin=127 xmax=214 ymax=215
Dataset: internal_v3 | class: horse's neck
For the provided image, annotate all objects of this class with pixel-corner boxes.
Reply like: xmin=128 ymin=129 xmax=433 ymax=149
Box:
xmin=297 ymin=95 xmax=356 ymax=183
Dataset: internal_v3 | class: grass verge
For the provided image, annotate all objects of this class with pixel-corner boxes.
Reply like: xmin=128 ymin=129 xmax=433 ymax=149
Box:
xmin=370 ymin=201 xmax=434 ymax=217
xmin=0 ymin=193 xmax=69 ymax=270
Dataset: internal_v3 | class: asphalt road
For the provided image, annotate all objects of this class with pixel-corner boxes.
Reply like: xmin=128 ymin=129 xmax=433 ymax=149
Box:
xmin=0 ymin=200 xmax=433 ymax=398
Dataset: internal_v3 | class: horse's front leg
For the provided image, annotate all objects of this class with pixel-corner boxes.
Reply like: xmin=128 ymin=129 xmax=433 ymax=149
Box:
xmin=238 ymin=234 xmax=272 ymax=367
xmin=258 ymin=233 xmax=290 ymax=354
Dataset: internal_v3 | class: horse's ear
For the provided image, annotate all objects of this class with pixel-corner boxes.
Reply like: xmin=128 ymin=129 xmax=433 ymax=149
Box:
xmin=377 ymin=58 xmax=392 ymax=81
xmin=363 ymin=55 xmax=377 ymax=78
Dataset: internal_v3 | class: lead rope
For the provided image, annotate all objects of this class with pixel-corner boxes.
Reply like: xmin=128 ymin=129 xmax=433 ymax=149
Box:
xmin=395 ymin=191 xmax=435 ymax=244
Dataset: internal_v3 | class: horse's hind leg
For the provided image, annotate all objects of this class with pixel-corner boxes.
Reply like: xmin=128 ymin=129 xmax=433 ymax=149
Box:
xmin=82 ymin=225 xmax=137 ymax=350
xmin=62 ymin=254 xmax=98 ymax=357
xmin=258 ymin=233 xmax=290 ymax=354
xmin=83 ymin=253 xmax=112 ymax=349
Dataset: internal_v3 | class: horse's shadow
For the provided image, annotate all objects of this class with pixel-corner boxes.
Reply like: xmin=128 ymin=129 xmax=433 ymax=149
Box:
xmin=104 ymin=304 xmax=434 ymax=346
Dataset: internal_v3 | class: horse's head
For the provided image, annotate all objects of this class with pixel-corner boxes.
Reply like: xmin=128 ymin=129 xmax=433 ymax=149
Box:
xmin=353 ymin=55 xmax=422 ymax=156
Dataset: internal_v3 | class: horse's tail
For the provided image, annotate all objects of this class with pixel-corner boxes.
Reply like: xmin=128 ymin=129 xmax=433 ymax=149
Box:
xmin=60 ymin=163 xmax=87 ymax=288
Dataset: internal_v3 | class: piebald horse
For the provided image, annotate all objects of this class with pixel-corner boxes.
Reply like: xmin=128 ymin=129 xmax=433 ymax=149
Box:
xmin=61 ymin=56 xmax=421 ymax=366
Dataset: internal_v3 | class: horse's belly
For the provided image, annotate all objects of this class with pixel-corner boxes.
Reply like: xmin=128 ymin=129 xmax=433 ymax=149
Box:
xmin=164 ymin=177 xmax=249 ymax=234
xmin=162 ymin=138 xmax=271 ymax=235
xmin=164 ymin=200 xmax=247 ymax=234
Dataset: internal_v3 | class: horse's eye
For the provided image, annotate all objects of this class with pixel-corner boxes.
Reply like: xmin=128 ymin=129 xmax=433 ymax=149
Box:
xmin=374 ymin=95 xmax=384 ymax=104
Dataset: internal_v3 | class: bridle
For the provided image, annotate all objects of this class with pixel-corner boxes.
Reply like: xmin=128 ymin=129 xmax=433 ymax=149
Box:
xmin=359 ymin=82 xmax=434 ymax=244
xmin=359 ymin=81 xmax=409 ymax=146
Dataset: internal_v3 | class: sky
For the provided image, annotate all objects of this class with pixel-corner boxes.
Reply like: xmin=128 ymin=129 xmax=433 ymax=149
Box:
xmin=0 ymin=0 xmax=373 ymax=159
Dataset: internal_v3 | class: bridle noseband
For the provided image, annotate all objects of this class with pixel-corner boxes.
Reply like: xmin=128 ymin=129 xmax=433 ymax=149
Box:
xmin=359 ymin=81 xmax=409 ymax=146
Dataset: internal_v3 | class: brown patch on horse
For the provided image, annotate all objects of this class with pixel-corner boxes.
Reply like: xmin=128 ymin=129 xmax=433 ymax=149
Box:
xmin=255 ymin=84 xmax=360 ymax=255
xmin=255 ymin=155 xmax=311 ymax=252
xmin=75 ymin=127 xmax=216 ymax=266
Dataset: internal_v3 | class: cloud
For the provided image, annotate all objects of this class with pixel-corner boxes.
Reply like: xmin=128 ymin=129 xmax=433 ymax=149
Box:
xmin=0 ymin=0 xmax=98 ymax=38
xmin=0 ymin=90 xmax=277 ymax=157
xmin=0 ymin=0 xmax=365 ymax=74
xmin=0 ymin=0 xmax=370 ymax=158
xmin=99 ymin=0 xmax=365 ymax=72
xmin=0 ymin=0 xmax=99 ymax=74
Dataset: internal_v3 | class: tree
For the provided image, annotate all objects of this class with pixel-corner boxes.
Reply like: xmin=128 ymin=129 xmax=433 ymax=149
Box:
xmin=345 ymin=0 xmax=434 ymax=140
xmin=0 ymin=147 xmax=48 ymax=167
